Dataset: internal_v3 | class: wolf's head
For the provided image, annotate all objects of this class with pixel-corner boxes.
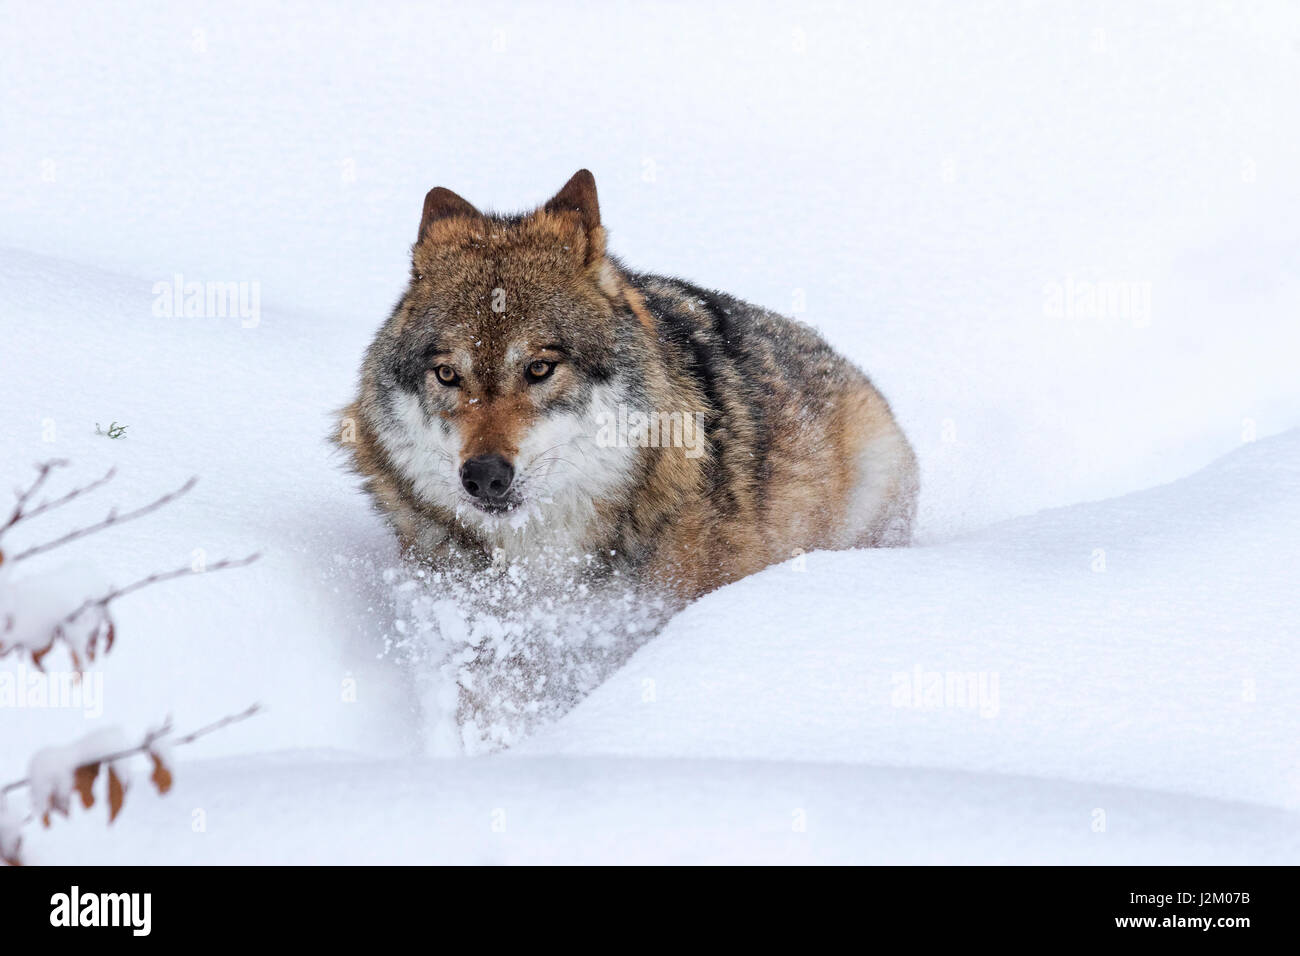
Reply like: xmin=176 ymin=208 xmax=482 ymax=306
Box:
xmin=355 ymin=170 xmax=658 ymax=550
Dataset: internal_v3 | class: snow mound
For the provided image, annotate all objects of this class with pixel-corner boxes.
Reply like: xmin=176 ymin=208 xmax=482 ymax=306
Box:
xmin=25 ymin=754 xmax=1300 ymax=865
xmin=523 ymin=431 xmax=1300 ymax=811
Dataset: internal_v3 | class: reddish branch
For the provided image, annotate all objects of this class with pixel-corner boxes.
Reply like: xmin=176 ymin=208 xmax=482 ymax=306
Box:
xmin=0 ymin=462 xmax=260 ymax=662
xmin=0 ymin=704 xmax=263 ymax=797
xmin=61 ymin=552 xmax=261 ymax=626
xmin=7 ymin=475 xmax=199 ymax=564
xmin=1 ymin=462 xmax=115 ymax=538
xmin=0 ymin=463 xmax=263 ymax=864
xmin=1 ymin=553 xmax=261 ymax=646
xmin=2 ymin=459 xmax=69 ymax=537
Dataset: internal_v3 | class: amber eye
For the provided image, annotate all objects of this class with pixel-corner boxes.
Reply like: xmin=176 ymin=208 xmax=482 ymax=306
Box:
xmin=525 ymin=360 xmax=556 ymax=383
xmin=433 ymin=364 xmax=459 ymax=386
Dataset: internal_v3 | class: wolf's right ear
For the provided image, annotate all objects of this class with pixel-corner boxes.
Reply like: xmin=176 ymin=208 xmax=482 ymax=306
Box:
xmin=544 ymin=169 xmax=600 ymax=236
xmin=417 ymin=186 xmax=481 ymax=242
xmin=542 ymin=169 xmax=606 ymax=266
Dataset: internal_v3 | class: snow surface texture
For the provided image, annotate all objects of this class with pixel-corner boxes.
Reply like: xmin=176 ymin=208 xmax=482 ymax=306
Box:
xmin=388 ymin=559 xmax=675 ymax=755
xmin=2 ymin=1 xmax=1299 ymax=863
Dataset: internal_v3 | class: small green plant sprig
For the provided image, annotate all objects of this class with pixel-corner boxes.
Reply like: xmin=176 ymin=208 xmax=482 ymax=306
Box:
xmin=95 ymin=422 xmax=128 ymax=440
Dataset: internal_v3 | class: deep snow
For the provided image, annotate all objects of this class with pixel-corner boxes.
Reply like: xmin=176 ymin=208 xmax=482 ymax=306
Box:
xmin=2 ymin=0 xmax=1299 ymax=863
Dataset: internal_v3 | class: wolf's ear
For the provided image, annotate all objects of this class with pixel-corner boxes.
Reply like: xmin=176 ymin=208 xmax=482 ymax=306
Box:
xmin=544 ymin=169 xmax=600 ymax=234
xmin=543 ymin=169 xmax=605 ymax=263
xmin=417 ymin=186 xmax=481 ymax=242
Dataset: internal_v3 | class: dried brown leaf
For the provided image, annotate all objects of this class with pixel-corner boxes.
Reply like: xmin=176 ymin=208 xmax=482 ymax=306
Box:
xmin=29 ymin=642 xmax=52 ymax=672
xmin=1 ymin=840 xmax=20 ymax=867
xmin=107 ymin=767 xmax=125 ymax=823
xmin=148 ymin=752 xmax=173 ymax=795
xmin=74 ymin=763 xmax=100 ymax=809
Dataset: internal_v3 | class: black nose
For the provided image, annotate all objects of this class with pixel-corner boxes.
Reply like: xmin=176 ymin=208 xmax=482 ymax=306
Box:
xmin=460 ymin=454 xmax=514 ymax=499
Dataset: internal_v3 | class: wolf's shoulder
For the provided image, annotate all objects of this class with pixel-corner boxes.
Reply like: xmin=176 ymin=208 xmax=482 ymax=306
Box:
xmin=629 ymin=270 xmax=789 ymax=331
xmin=626 ymin=270 xmax=864 ymax=388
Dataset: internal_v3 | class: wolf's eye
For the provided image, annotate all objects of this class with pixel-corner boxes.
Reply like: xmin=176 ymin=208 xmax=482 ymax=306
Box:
xmin=525 ymin=360 xmax=556 ymax=383
xmin=433 ymin=364 xmax=459 ymax=386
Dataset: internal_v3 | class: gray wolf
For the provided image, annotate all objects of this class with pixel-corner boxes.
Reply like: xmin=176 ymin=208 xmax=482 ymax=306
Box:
xmin=339 ymin=170 xmax=918 ymax=600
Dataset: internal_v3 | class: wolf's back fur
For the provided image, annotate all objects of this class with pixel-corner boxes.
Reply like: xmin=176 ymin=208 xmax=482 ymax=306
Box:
xmin=339 ymin=171 xmax=917 ymax=600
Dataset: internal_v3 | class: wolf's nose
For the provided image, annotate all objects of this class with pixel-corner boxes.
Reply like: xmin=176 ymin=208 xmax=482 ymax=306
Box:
xmin=460 ymin=454 xmax=514 ymax=499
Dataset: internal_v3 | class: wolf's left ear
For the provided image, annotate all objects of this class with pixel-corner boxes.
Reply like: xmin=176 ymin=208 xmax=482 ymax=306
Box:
xmin=544 ymin=169 xmax=605 ymax=263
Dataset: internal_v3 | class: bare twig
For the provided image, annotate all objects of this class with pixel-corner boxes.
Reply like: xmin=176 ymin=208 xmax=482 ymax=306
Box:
xmin=1 ymin=460 xmax=70 ymax=541
xmin=1 ymin=552 xmax=260 ymax=644
xmin=0 ymin=462 xmax=263 ymax=864
xmin=59 ymin=552 xmax=262 ymax=625
xmin=3 ymin=466 xmax=117 ymax=537
xmin=9 ymin=475 xmax=199 ymax=563
xmin=0 ymin=704 xmax=263 ymax=797
xmin=170 ymin=703 xmax=264 ymax=747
